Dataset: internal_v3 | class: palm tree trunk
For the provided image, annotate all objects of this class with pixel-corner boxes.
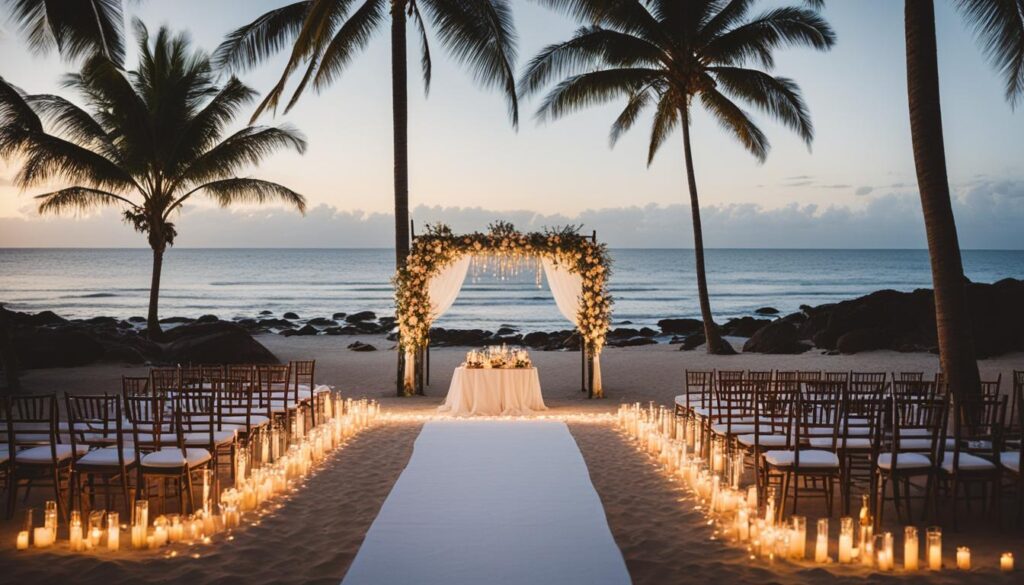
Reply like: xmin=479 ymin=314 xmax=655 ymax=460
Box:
xmin=392 ymin=0 xmax=413 ymax=396
xmin=391 ymin=0 xmax=410 ymax=270
xmin=680 ymin=106 xmax=733 ymax=355
xmin=904 ymin=0 xmax=980 ymax=401
xmin=0 ymin=305 xmax=19 ymax=393
xmin=147 ymin=245 xmax=165 ymax=341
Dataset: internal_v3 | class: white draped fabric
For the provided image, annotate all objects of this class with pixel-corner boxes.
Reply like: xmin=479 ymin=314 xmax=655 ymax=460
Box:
xmin=340 ymin=421 xmax=632 ymax=585
xmin=439 ymin=367 xmax=547 ymax=416
xmin=405 ymin=256 xmax=472 ymax=390
xmin=541 ymin=258 xmax=602 ymax=393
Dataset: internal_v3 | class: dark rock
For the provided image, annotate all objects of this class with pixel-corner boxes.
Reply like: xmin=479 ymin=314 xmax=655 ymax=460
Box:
xmin=608 ymin=327 xmax=640 ymax=339
xmin=117 ymin=320 xmax=133 ymax=329
xmin=780 ymin=312 xmax=806 ymax=325
xmin=678 ymin=333 xmax=706 ymax=351
xmin=13 ymin=328 xmax=105 ymax=368
xmin=386 ymin=332 xmax=399 ymax=342
xmin=84 ymin=316 xmax=119 ymax=327
xmin=523 ymin=331 xmax=550 ymax=348
xmin=721 ymin=317 xmax=770 ymax=337
xmin=294 ymin=324 xmax=318 ymax=336
xmin=323 ymin=326 xmax=345 ymax=335
xmin=164 ymin=322 xmax=277 ymax=364
xmin=546 ymin=330 xmax=581 ymax=351
xmin=259 ymin=310 xmax=273 ymax=315
xmin=25 ymin=310 xmax=68 ymax=326
xmin=430 ymin=328 xmax=492 ymax=347
xmin=307 ymin=317 xmax=338 ymax=327
xmin=743 ymin=322 xmax=811 ymax=354
xmin=332 ymin=312 xmax=347 ymax=320
xmin=657 ymin=318 xmax=703 ymax=335
xmin=492 ymin=334 xmax=523 ymax=345
xmin=128 ymin=316 xmax=147 ymax=323
xmin=378 ymin=316 xmax=397 ymax=329
xmin=98 ymin=341 xmax=147 ymax=364
xmin=258 ymin=318 xmax=294 ymax=329
xmin=159 ymin=316 xmax=194 ymax=324
xmin=235 ymin=318 xmax=260 ymax=330
xmin=639 ymin=327 xmax=658 ymax=337
xmin=345 ymin=311 xmax=376 ymax=323
xmin=617 ymin=320 xmax=633 ymax=325
xmin=196 ymin=314 xmax=219 ymax=323
xmin=755 ymin=307 xmax=780 ymax=315
xmin=496 ymin=327 xmax=517 ymax=336
xmin=836 ymin=328 xmax=888 ymax=354
xmin=279 ymin=329 xmax=299 ymax=337
xmin=282 ymin=312 xmax=300 ymax=320
xmin=348 ymin=341 xmax=377 ymax=352
xmin=608 ymin=336 xmax=658 ymax=347
xmin=669 ymin=335 xmax=685 ymax=345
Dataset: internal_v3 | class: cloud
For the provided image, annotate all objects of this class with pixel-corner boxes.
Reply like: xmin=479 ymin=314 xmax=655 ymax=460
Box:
xmin=855 ymin=186 xmax=873 ymax=196
xmin=821 ymin=184 xmax=852 ymax=189
xmin=785 ymin=175 xmax=813 ymax=181
xmin=783 ymin=180 xmax=813 ymax=187
xmin=1 ymin=180 xmax=1022 ymax=249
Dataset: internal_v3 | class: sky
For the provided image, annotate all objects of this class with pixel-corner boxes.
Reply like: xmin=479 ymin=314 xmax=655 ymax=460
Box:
xmin=0 ymin=0 xmax=1021 ymax=249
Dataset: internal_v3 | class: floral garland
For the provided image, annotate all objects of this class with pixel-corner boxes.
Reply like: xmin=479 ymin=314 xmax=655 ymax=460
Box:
xmin=393 ymin=221 xmax=613 ymax=359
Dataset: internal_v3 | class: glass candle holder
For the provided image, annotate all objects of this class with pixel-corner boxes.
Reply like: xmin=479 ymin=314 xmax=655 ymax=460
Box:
xmin=69 ymin=510 xmax=84 ymax=552
xmin=107 ymin=511 xmax=119 ymax=551
xmin=903 ymin=526 xmax=919 ymax=571
xmin=815 ymin=518 xmax=829 ymax=563
xmin=790 ymin=516 xmax=806 ymax=560
xmin=839 ymin=517 xmax=854 ymax=563
xmin=1001 ymin=553 xmax=1014 ymax=572
xmin=956 ymin=546 xmax=970 ymax=571
xmin=926 ymin=527 xmax=942 ymax=570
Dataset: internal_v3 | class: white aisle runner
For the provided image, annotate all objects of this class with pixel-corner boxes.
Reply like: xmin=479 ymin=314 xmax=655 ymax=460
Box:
xmin=341 ymin=420 xmax=632 ymax=585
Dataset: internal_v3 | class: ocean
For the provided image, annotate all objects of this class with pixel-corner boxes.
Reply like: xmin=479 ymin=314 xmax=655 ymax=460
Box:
xmin=1 ymin=248 xmax=1022 ymax=332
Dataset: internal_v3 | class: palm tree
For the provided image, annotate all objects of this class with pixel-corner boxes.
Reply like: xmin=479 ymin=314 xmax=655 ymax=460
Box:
xmin=0 ymin=20 xmax=308 ymax=340
xmin=5 ymin=0 xmax=127 ymax=65
xmin=522 ymin=0 xmax=835 ymax=354
xmin=213 ymin=0 xmax=520 ymax=271
xmin=902 ymin=0 xmax=1023 ymax=401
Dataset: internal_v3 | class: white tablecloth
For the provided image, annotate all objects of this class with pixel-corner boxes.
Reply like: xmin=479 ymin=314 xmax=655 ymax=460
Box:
xmin=438 ymin=367 xmax=547 ymax=416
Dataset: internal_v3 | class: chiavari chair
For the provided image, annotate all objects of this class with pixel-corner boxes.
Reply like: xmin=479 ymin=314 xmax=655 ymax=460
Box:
xmin=797 ymin=371 xmax=822 ymax=383
xmin=893 ymin=371 xmax=925 ymax=384
xmin=828 ymin=379 xmax=886 ymax=515
xmin=736 ymin=378 xmax=795 ymax=503
xmin=938 ymin=393 xmax=1005 ymax=529
xmin=823 ymin=371 xmax=850 ymax=383
xmin=716 ymin=370 xmax=745 ymax=383
xmin=258 ymin=364 xmax=297 ymax=434
xmin=4 ymin=395 xmax=84 ymax=519
xmin=65 ymin=394 xmax=134 ymax=517
xmin=747 ymin=371 xmax=773 ymax=383
xmin=676 ymin=370 xmax=714 ymax=420
xmin=150 ymin=367 xmax=181 ymax=398
xmin=764 ymin=381 xmax=844 ymax=520
xmin=121 ymin=376 xmax=151 ymax=397
xmin=999 ymin=382 xmax=1022 ymax=524
xmin=979 ymin=374 xmax=1002 ymax=398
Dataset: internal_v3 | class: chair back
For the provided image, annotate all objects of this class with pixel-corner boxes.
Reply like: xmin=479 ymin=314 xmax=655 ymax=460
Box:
xmin=797 ymin=371 xmax=822 ymax=383
xmin=214 ymin=378 xmax=254 ymax=433
xmin=824 ymin=371 xmax=849 ymax=383
xmin=883 ymin=393 xmax=948 ymax=468
xmin=175 ymin=391 xmax=216 ymax=451
xmin=5 ymin=395 xmax=60 ymax=465
xmin=712 ymin=379 xmax=758 ymax=435
xmin=756 ymin=380 xmax=797 ymax=448
xmin=291 ymin=360 xmax=316 ymax=392
xmin=124 ymin=395 xmax=171 ymax=453
xmin=794 ymin=381 xmax=844 ymax=451
xmin=150 ymin=367 xmax=180 ymax=397
xmin=683 ymin=370 xmax=714 ymax=410
xmin=893 ymin=371 xmax=924 ymax=383
xmin=121 ymin=376 xmax=151 ymax=397
xmin=716 ymin=370 xmax=744 ymax=383
xmin=65 ymin=394 xmax=129 ymax=467
xmin=979 ymin=374 xmax=1002 ymax=398
xmin=747 ymin=371 xmax=772 ymax=383
xmin=258 ymin=364 xmax=293 ymax=415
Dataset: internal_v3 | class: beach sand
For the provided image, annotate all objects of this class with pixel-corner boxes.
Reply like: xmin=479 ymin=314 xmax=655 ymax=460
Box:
xmin=1 ymin=336 xmax=1022 ymax=584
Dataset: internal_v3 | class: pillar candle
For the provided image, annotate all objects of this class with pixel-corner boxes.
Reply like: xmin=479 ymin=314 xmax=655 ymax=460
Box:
xmin=956 ymin=547 xmax=970 ymax=571
xmin=815 ymin=518 xmax=829 ymax=563
xmin=69 ymin=511 xmax=84 ymax=552
xmin=926 ymin=527 xmax=942 ymax=570
xmin=839 ymin=517 xmax=854 ymax=563
xmin=790 ymin=516 xmax=806 ymax=559
xmin=736 ymin=507 xmax=749 ymax=541
xmin=33 ymin=527 xmax=53 ymax=548
xmin=16 ymin=531 xmax=29 ymax=550
xmin=1001 ymin=553 xmax=1014 ymax=572
xmin=903 ymin=527 xmax=918 ymax=571
xmin=107 ymin=512 xmax=120 ymax=552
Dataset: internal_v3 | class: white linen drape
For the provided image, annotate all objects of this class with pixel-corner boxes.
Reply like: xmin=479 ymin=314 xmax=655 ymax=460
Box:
xmin=405 ymin=257 xmax=472 ymax=390
xmin=541 ymin=258 xmax=602 ymax=394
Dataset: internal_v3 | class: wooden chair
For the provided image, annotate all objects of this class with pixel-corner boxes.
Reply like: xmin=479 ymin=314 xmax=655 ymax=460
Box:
xmin=824 ymin=371 xmax=850 ymax=383
xmin=797 ymin=371 xmax=822 ymax=383
xmin=676 ymin=370 xmax=714 ymax=421
xmin=736 ymin=379 xmax=795 ymax=503
xmin=258 ymin=364 xmax=297 ymax=435
xmin=893 ymin=371 xmax=925 ymax=383
xmin=4 ymin=395 xmax=84 ymax=519
xmin=150 ymin=367 xmax=180 ymax=398
xmin=938 ymin=393 xmax=1005 ymax=529
xmin=764 ymin=381 xmax=844 ymax=520
xmin=65 ymin=394 xmax=135 ymax=517
xmin=999 ymin=382 xmax=1022 ymax=525
xmin=747 ymin=371 xmax=773 ymax=383
xmin=873 ymin=393 xmax=946 ymax=526
xmin=829 ymin=379 xmax=886 ymax=515
xmin=979 ymin=374 xmax=1002 ymax=398
xmin=121 ymin=376 xmax=151 ymax=397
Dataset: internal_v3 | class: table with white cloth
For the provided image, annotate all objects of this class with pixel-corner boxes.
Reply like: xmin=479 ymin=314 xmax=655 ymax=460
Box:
xmin=438 ymin=367 xmax=547 ymax=416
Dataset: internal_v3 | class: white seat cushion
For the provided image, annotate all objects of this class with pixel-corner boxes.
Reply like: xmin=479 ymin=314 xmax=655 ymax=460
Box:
xmin=184 ymin=430 xmax=235 ymax=447
xmin=1001 ymin=452 xmax=1021 ymax=473
xmin=129 ymin=433 xmax=178 ymax=445
xmin=141 ymin=448 xmax=212 ymax=469
xmin=898 ymin=438 xmax=956 ymax=451
xmin=737 ymin=434 xmax=789 ymax=448
xmin=940 ymin=452 xmax=996 ymax=473
xmin=270 ymin=400 xmax=299 ymax=413
xmin=76 ymin=447 xmax=136 ymax=467
xmin=811 ymin=437 xmax=872 ymax=449
xmin=900 ymin=428 xmax=933 ymax=437
xmin=877 ymin=452 xmax=931 ymax=470
xmin=221 ymin=414 xmax=270 ymax=427
xmin=15 ymin=444 xmax=89 ymax=464
xmin=764 ymin=449 xmax=840 ymax=469
xmin=711 ymin=423 xmax=772 ymax=435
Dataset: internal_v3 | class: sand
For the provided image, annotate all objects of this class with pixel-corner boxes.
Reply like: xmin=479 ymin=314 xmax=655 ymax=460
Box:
xmin=1 ymin=336 xmax=1022 ymax=584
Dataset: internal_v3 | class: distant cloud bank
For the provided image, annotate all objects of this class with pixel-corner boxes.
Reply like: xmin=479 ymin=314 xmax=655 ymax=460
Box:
xmin=1 ymin=179 xmax=1022 ymax=249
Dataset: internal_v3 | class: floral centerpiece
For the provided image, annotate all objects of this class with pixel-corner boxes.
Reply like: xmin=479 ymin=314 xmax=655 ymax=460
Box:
xmin=463 ymin=345 xmax=533 ymax=369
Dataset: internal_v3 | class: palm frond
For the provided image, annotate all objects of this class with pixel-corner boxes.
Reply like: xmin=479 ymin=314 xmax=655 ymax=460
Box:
xmin=519 ymin=26 xmax=664 ymax=98
xmin=183 ymin=178 xmax=307 ymax=214
xmin=701 ymin=0 xmax=757 ymax=41
xmin=609 ymin=85 xmax=654 ymax=146
xmin=24 ymin=93 xmax=120 ymax=158
xmin=213 ymin=1 xmax=313 ymax=72
xmin=411 ymin=1 xmax=434 ymax=94
xmin=709 ymin=66 xmax=813 ymax=145
xmin=10 ymin=129 xmax=136 ymax=191
xmin=699 ymin=88 xmax=769 ymax=161
xmin=953 ymin=0 xmax=1024 ymax=107
xmin=167 ymin=77 xmax=259 ymax=172
xmin=647 ymin=90 xmax=681 ymax=165
xmin=173 ymin=125 xmax=307 ymax=192
xmin=531 ymin=0 xmax=667 ymax=44
xmin=309 ymin=0 xmax=387 ymax=94
xmin=536 ymin=68 xmax=663 ymax=123
xmin=420 ymin=0 xmax=520 ymax=126
xmin=35 ymin=186 xmax=138 ymax=215
xmin=703 ymin=7 xmax=836 ymax=68
xmin=6 ymin=0 xmax=126 ymax=65
xmin=0 ymin=76 xmax=44 ymax=135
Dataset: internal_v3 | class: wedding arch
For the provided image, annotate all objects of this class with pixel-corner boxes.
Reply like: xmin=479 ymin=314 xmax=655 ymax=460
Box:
xmin=393 ymin=221 xmax=613 ymax=398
